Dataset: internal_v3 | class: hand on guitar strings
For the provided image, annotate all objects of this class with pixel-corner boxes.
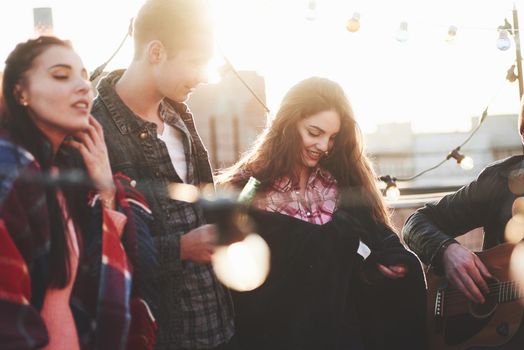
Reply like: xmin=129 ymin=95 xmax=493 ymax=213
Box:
xmin=442 ymin=243 xmax=493 ymax=304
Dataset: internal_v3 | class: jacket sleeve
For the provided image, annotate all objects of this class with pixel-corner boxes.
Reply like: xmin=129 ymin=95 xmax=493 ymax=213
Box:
xmin=0 ymin=220 xmax=49 ymax=350
xmin=401 ymin=165 xmax=502 ymax=269
xmin=0 ymin=160 xmax=50 ymax=350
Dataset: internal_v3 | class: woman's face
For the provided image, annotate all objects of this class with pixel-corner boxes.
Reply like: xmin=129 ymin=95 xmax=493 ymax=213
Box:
xmin=16 ymin=45 xmax=92 ymax=142
xmin=296 ymin=109 xmax=340 ymax=170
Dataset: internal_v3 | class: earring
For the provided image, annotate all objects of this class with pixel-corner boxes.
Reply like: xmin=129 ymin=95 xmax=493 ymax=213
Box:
xmin=21 ymin=101 xmax=28 ymax=107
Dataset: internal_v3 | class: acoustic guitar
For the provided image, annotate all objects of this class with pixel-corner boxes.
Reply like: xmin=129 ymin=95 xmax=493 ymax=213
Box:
xmin=426 ymin=243 xmax=524 ymax=349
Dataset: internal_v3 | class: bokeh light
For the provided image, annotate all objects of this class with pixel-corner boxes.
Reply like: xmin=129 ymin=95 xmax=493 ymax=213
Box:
xmin=212 ymin=233 xmax=270 ymax=291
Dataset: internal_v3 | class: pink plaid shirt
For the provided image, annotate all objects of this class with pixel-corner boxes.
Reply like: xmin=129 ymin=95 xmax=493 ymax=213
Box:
xmin=255 ymin=167 xmax=338 ymax=225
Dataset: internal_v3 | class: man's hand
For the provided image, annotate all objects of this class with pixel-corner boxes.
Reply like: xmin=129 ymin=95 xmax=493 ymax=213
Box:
xmin=442 ymin=243 xmax=492 ymax=304
xmin=180 ymin=224 xmax=218 ymax=263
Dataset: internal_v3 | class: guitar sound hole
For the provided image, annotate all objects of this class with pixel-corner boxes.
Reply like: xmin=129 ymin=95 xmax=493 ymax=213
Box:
xmin=469 ymin=277 xmax=499 ymax=318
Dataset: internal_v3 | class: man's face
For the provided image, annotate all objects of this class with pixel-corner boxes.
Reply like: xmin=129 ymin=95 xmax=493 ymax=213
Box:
xmin=154 ymin=37 xmax=214 ymax=103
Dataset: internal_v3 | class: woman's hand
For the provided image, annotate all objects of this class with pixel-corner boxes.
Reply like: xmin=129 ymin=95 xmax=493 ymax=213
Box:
xmin=377 ymin=263 xmax=408 ymax=279
xmin=64 ymin=115 xmax=115 ymax=208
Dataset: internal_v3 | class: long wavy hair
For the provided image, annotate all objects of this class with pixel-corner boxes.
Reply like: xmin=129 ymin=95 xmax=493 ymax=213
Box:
xmin=1 ymin=36 xmax=90 ymax=288
xmin=218 ymin=77 xmax=391 ymax=227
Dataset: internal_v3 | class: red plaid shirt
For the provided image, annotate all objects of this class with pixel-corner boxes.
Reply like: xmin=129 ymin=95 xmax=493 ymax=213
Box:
xmin=255 ymin=167 xmax=338 ymax=225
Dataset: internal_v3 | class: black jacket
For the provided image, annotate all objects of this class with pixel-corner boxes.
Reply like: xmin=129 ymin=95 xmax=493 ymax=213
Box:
xmin=402 ymin=155 xmax=524 ymax=270
xmin=233 ymin=207 xmax=427 ymax=350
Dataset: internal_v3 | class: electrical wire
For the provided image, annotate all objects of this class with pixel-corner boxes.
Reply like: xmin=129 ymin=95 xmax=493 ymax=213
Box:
xmin=380 ymin=75 xmax=510 ymax=183
xmin=89 ymin=18 xmax=133 ymax=82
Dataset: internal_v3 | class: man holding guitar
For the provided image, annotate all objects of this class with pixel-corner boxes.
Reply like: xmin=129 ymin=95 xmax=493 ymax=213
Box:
xmin=402 ymin=102 xmax=524 ymax=349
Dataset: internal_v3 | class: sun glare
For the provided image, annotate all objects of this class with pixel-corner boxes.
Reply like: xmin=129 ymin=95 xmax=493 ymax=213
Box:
xmin=0 ymin=0 xmax=522 ymax=132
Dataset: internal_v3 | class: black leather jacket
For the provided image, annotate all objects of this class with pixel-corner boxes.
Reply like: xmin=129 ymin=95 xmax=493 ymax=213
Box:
xmin=402 ymin=155 xmax=524 ymax=270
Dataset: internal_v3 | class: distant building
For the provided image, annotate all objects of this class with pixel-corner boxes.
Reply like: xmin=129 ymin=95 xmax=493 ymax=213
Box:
xmin=188 ymin=70 xmax=267 ymax=170
xmin=366 ymin=114 xmax=522 ymax=191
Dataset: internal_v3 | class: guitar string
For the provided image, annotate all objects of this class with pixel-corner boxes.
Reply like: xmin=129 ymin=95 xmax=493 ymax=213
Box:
xmin=442 ymin=281 xmax=521 ymax=299
xmin=442 ymin=281 xmax=520 ymax=296
xmin=440 ymin=281 xmax=523 ymax=304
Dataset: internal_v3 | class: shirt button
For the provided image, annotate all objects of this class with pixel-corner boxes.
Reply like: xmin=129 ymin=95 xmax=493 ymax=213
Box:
xmin=306 ymin=211 xmax=312 ymax=217
xmin=139 ymin=132 xmax=148 ymax=140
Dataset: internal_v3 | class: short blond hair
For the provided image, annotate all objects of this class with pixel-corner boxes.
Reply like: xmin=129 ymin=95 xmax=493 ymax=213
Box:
xmin=133 ymin=0 xmax=212 ymax=58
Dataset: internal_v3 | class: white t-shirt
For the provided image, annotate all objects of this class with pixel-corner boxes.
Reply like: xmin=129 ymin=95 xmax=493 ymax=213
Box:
xmin=158 ymin=123 xmax=188 ymax=183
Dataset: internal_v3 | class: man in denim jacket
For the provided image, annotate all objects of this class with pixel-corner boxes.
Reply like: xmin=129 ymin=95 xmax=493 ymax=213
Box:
xmin=91 ymin=1 xmax=235 ymax=349
xmin=402 ymin=102 xmax=524 ymax=307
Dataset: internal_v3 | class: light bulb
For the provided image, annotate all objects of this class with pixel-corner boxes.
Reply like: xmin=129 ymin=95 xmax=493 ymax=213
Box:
xmin=459 ymin=156 xmax=474 ymax=170
xmin=386 ymin=185 xmax=400 ymax=201
xmin=446 ymin=25 xmax=458 ymax=42
xmin=396 ymin=22 xmax=409 ymax=43
xmin=497 ymin=29 xmax=512 ymax=51
xmin=212 ymin=233 xmax=270 ymax=291
xmin=306 ymin=0 xmax=317 ymax=21
xmin=346 ymin=12 xmax=360 ymax=33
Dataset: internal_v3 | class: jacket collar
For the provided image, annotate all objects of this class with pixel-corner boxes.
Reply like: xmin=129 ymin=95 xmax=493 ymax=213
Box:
xmin=96 ymin=70 xmax=194 ymax=135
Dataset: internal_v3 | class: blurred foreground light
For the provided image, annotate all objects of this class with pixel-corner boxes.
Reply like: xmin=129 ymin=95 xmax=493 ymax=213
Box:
xmin=510 ymin=242 xmax=524 ymax=292
xmin=505 ymin=214 xmax=524 ymax=243
xmin=346 ymin=12 xmax=360 ymax=33
xmin=396 ymin=22 xmax=409 ymax=43
xmin=513 ymin=197 xmax=524 ymax=216
xmin=167 ymin=183 xmax=199 ymax=203
xmin=212 ymin=233 xmax=270 ymax=291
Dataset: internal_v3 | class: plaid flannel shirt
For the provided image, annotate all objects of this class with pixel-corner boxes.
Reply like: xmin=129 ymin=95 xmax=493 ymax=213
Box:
xmin=93 ymin=71 xmax=234 ymax=349
xmin=0 ymin=137 xmax=136 ymax=349
xmin=255 ymin=167 xmax=339 ymax=225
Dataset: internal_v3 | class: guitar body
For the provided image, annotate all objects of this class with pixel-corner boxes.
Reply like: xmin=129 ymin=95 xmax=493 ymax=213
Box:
xmin=427 ymin=243 xmax=524 ymax=349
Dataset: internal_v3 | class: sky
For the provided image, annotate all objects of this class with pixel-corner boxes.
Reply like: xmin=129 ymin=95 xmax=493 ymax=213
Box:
xmin=1 ymin=0 xmax=523 ymax=133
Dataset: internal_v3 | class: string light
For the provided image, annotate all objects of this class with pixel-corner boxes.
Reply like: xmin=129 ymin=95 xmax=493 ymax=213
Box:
xmin=446 ymin=25 xmax=458 ymax=42
xmin=378 ymin=105 xmax=495 ymax=197
xmin=346 ymin=12 xmax=361 ymax=33
xmin=379 ymin=175 xmax=400 ymax=201
xmin=447 ymin=148 xmax=474 ymax=170
xmin=497 ymin=19 xmax=513 ymax=51
xmin=306 ymin=0 xmax=317 ymax=21
xmin=396 ymin=21 xmax=409 ymax=43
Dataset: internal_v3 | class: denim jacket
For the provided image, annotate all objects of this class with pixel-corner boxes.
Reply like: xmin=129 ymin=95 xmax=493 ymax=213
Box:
xmin=92 ymin=70 xmax=234 ymax=348
xmin=402 ymin=155 xmax=523 ymax=270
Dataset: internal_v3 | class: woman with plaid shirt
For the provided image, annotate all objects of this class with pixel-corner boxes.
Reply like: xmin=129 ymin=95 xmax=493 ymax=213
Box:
xmin=218 ymin=77 xmax=427 ymax=349
xmin=0 ymin=37 xmax=157 ymax=349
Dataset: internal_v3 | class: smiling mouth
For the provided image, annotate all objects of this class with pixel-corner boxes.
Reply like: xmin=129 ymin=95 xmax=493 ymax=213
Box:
xmin=306 ymin=149 xmax=323 ymax=160
xmin=72 ymin=101 xmax=89 ymax=111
